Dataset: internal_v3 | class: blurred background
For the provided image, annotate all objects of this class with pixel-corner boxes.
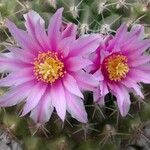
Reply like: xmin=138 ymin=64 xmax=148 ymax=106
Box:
xmin=0 ymin=0 xmax=150 ymax=150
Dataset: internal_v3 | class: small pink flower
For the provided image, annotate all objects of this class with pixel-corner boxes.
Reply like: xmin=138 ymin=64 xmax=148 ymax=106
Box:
xmin=90 ymin=24 xmax=150 ymax=116
xmin=0 ymin=8 xmax=100 ymax=124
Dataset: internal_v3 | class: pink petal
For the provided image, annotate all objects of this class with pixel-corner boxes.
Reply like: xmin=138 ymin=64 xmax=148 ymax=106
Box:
xmin=51 ymin=80 xmax=66 ymax=121
xmin=62 ymin=23 xmax=77 ymax=39
xmin=66 ymin=91 xmax=87 ymax=123
xmin=30 ymin=88 xmax=54 ymax=124
xmin=121 ymin=35 xmax=138 ymax=51
xmin=130 ymin=24 xmax=144 ymax=39
xmin=111 ymin=24 xmax=145 ymax=53
xmin=0 ymin=80 xmax=35 ymax=107
xmin=21 ymin=82 xmax=47 ymax=116
xmin=0 ymin=68 xmax=34 ymax=87
xmin=93 ymin=69 xmax=104 ymax=81
xmin=99 ymin=81 xmax=109 ymax=96
xmin=73 ymin=71 xmax=99 ymax=91
xmin=65 ymin=57 xmax=92 ymax=72
xmin=97 ymin=97 xmax=105 ymax=105
xmin=6 ymin=20 xmax=40 ymax=54
xmin=35 ymin=20 xmax=51 ymax=51
xmin=7 ymin=46 xmax=34 ymax=63
xmin=93 ymin=80 xmax=108 ymax=104
xmin=136 ymin=64 xmax=150 ymax=71
xmin=128 ymin=69 xmax=150 ymax=83
xmin=93 ymin=88 xmax=100 ymax=103
xmin=0 ymin=53 xmax=32 ymax=72
xmin=48 ymin=8 xmax=64 ymax=50
xmin=69 ymin=34 xmax=101 ymax=57
xmin=24 ymin=10 xmax=51 ymax=51
xmin=123 ymin=39 xmax=150 ymax=55
xmin=93 ymin=88 xmax=105 ymax=105
xmin=129 ymin=55 xmax=150 ymax=67
xmin=58 ymin=37 xmax=73 ymax=57
xmin=121 ymin=77 xmax=144 ymax=98
xmin=63 ymin=74 xmax=83 ymax=98
xmin=120 ymin=24 xmax=144 ymax=49
xmin=23 ymin=10 xmax=44 ymax=37
xmin=110 ymin=84 xmax=131 ymax=117
xmin=106 ymin=23 xmax=127 ymax=52
xmin=88 ymin=53 xmax=100 ymax=73
xmin=115 ymin=23 xmax=127 ymax=40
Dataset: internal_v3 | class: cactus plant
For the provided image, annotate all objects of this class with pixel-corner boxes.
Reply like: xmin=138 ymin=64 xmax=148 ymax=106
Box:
xmin=0 ymin=0 xmax=150 ymax=150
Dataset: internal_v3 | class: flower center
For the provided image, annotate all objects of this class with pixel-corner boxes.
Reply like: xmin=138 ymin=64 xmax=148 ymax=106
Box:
xmin=33 ymin=52 xmax=66 ymax=83
xmin=103 ymin=53 xmax=129 ymax=81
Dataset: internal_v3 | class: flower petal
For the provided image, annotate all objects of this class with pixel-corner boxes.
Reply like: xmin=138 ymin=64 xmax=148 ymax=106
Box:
xmin=0 ymin=68 xmax=34 ymax=87
xmin=6 ymin=20 xmax=40 ymax=54
xmin=136 ymin=64 xmax=150 ymax=71
xmin=35 ymin=20 xmax=51 ymax=51
xmin=51 ymin=80 xmax=66 ymax=121
xmin=99 ymin=81 xmax=109 ymax=96
xmin=121 ymin=77 xmax=144 ymax=98
xmin=73 ymin=71 xmax=99 ymax=91
xmin=62 ymin=23 xmax=77 ymax=39
xmin=110 ymin=84 xmax=131 ymax=117
xmin=21 ymin=82 xmax=47 ymax=116
xmin=123 ymin=39 xmax=150 ymax=55
xmin=23 ymin=10 xmax=44 ymax=37
xmin=129 ymin=55 xmax=150 ymax=67
xmin=93 ymin=88 xmax=100 ymax=103
xmin=24 ymin=10 xmax=51 ymax=51
xmin=7 ymin=46 xmax=34 ymax=63
xmin=58 ymin=37 xmax=73 ymax=57
xmin=106 ymin=23 xmax=127 ymax=52
xmin=66 ymin=91 xmax=87 ymax=123
xmin=130 ymin=24 xmax=144 ymax=39
xmin=66 ymin=57 xmax=92 ymax=72
xmin=0 ymin=80 xmax=35 ymax=107
xmin=30 ymin=88 xmax=54 ymax=124
xmin=0 ymin=53 xmax=32 ymax=72
xmin=69 ymin=34 xmax=101 ymax=57
xmin=48 ymin=8 xmax=64 ymax=50
xmin=63 ymin=74 xmax=83 ymax=98
xmin=128 ymin=68 xmax=150 ymax=83
xmin=120 ymin=24 xmax=144 ymax=49
xmin=93 ymin=81 xmax=108 ymax=104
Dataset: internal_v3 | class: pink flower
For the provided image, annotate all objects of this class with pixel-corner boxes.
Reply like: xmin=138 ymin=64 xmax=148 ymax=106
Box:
xmin=0 ymin=8 xmax=100 ymax=124
xmin=90 ymin=24 xmax=150 ymax=116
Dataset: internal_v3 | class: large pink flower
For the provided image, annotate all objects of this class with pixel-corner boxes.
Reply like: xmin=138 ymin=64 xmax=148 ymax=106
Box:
xmin=0 ymin=8 xmax=100 ymax=124
xmin=90 ymin=24 xmax=150 ymax=116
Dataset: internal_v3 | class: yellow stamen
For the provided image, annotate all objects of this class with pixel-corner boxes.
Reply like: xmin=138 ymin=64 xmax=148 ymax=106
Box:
xmin=104 ymin=54 xmax=129 ymax=81
xmin=33 ymin=51 xmax=65 ymax=84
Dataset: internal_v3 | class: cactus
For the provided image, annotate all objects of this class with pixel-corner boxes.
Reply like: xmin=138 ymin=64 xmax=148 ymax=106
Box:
xmin=0 ymin=0 xmax=150 ymax=149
